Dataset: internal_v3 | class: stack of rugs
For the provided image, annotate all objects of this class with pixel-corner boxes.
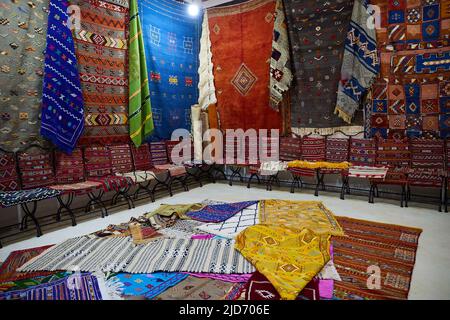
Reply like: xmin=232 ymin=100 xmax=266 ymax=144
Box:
xmin=0 ymin=199 xmax=422 ymax=300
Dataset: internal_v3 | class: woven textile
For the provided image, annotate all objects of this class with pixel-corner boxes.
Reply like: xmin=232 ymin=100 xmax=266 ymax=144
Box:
xmin=186 ymin=201 xmax=259 ymax=223
xmin=112 ymin=272 xmax=188 ymax=299
xmin=196 ymin=202 xmax=259 ymax=239
xmin=288 ymin=137 xmax=325 ymax=176
xmin=207 ymin=0 xmax=282 ymax=131
xmin=0 ymin=272 xmax=102 ymax=300
xmin=346 ymin=166 xmax=389 ymax=179
xmin=0 ymin=272 xmax=69 ymax=293
xmin=154 ymin=276 xmax=235 ymax=300
xmin=279 ymin=137 xmax=301 ymax=161
xmin=269 ymin=0 xmax=293 ymax=110
xmin=138 ymin=0 xmax=200 ymax=140
xmin=131 ymin=144 xmax=153 ymax=170
xmin=332 ymin=216 xmax=422 ymax=300
xmin=326 ymin=138 xmax=350 ymax=163
xmin=0 ymin=188 xmax=62 ymax=208
xmin=335 ymin=0 xmax=379 ymax=124
xmin=259 ymin=200 xmax=345 ymax=236
xmin=285 ymin=0 xmax=363 ymax=134
xmin=157 ymin=219 xmax=207 ymax=239
xmin=83 ymin=146 xmax=112 ymax=178
xmin=0 ymin=0 xmax=48 ymax=150
xmin=17 ymin=152 xmax=55 ymax=189
xmin=145 ymin=203 xmax=205 ymax=220
xmin=109 ymin=144 xmax=134 ymax=173
xmin=72 ymin=0 xmax=130 ymax=145
xmin=235 ymin=225 xmax=330 ymax=300
xmin=128 ymin=0 xmax=154 ymax=147
xmin=410 ymin=138 xmax=444 ymax=169
xmin=40 ymin=0 xmax=84 ymax=153
xmin=349 ymin=138 xmax=377 ymax=165
xmin=185 ymin=273 xmax=253 ymax=284
xmin=19 ymin=237 xmax=255 ymax=274
xmin=0 ymin=153 xmax=19 ymax=191
xmin=54 ymin=149 xmax=85 ymax=184
xmin=287 ymin=161 xmax=351 ymax=170
xmin=49 ymin=181 xmax=104 ymax=196
xmin=376 ymin=138 xmax=411 ymax=167
xmin=149 ymin=141 xmax=169 ymax=165
xmin=0 ymin=245 xmax=54 ymax=283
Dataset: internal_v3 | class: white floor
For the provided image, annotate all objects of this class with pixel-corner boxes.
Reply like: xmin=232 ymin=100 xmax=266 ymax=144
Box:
xmin=1 ymin=183 xmax=449 ymax=300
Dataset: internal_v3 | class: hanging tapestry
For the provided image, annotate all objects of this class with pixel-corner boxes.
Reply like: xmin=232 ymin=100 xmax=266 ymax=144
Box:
xmin=128 ymin=0 xmax=153 ymax=147
xmin=71 ymin=0 xmax=130 ymax=145
xmin=0 ymin=0 xmax=49 ymax=150
xmin=284 ymin=0 xmax=364 ymax=135
xmin=235 ymin=225 xmax=331 ymax=300
xmin=332 ymin=216 xmax=422 ymax=300
xmin=111 ymin=272 xmax=188 ymax=299
xmin=258 ymin=200 xmax=345 ymax=236
xmin=198 ymin=11 xmax=217 ymax=110
xmin=154 ymin=275 xmax=235 ymax=300
xmin=207 ymin=0 xmax=282 ymax=130
xmin=40 ymin=0 xmax=84 ymax=153
xmin=335 ymin=0 xmax=379 ymax=124
xmin=367 ymin=0 xmax=450 ymax=139
xmin=186 ymin=200 xmax=259 ymax=223
xmin=269 ymin=0 xmax=293 ymax=110
xmin=138 ymin=0 xmax=200 ymax=140
xmin=0 ymin=272 xmax=102 ymax=300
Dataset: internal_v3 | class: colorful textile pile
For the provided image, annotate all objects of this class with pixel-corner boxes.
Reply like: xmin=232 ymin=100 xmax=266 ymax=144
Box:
xmin=285 ymin=0 xmax=363 ymax=136
xmin=0 ymin=0 xmax=49 ymax=150
xmin=335 ymin=0 xmax=379 ymax=124
xmin=0 ymin=272 xmax=69 ymax=293
xmin=0 ymin=272 xmax=102 ymax=300
xmin=145 ymin=203 xmax=205 ymax=220
xmin=259 ymin=200 xmax=345 ymax=236
xmin=287 ymin=160 xmax=352 ymax=170
xmin=367 ymin=0 xmax=450 ymax=139
xmin=138 ymin=0 xmax=200 ymax=140
xmin=128 ymin=0 xmax=154 ymax=147
xmin=235 ymin=225 xmax=331 ymax=300
xmin=186 ymin=201 xmax=258 ymax=223
xmin=72 ymin=0 xmax=130 ymax=145
xmin=40 ymin=0 xmax=84 ymax=153
xmin=111 ymin=272 xmax=188 ymax=299
xmin=269 ymin=0 xmax=293 ymax=110
xmin=332 ymin=216 xmax=422 ymax=300
xmin=207 ymin=0 xmax=282 ymax=130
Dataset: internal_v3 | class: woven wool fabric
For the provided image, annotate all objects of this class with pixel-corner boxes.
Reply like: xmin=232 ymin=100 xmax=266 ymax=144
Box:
xmin=112 ymin=272 xmax=188 ymax=299
xmin=207 ymin=0 xmax=282 ymax=131
xmin=269 ymin=0 xmax=293 ymax=110
xmin=83 ymin=146 xmax=113 ymax=177
xmin=0 ymin=272 xmax=102 ymax=300
xmin=259 ymin=200 xmax=345 ymax=236
xmin=19 ymin=237 xmax=255 ymax=274
xmin=285 ymin=0 xmax=363 ymax=135
xmin=349 ymin=138 xmax=377 ymax=165
xmin=0 ymin=272 xmax=69 ymax=293
xmin=128 ymin=0 xmax=154 ymax=147
xmin=138 ymin=0 xmax=200 ymax=140
xmin=0 ymin=245 xmax=55 ymax=283
xmin=279 ymin=136 xmax=301 ymax=161
xmin=0 ymin=188 xmax=62 ymax=208
xmin=325 ymin=138 xmax=350 ymax=163
xmin=346 ymin=165 xmax=388 ymax=179
xmin=149 ymin=141 xmax=169 ymax=165
xmin=376 ymin=138 xmax=411 ymax=167
xmin=196 ymin=202 xmax=259 ymax=239
xmin=145 ymin=203 xmax=205 ymax=220
xmin=235 ymin=225 xmax=330 ymax=300
xmin=109 ymin=144 xmax=134 ymax=173
xmin=54 ymin=149 xmax=85 ymax=184
xmin=332 ymin=216 xmax=422 ymax=300
xmin=186 ymin=201 xmax=259 ymax=223
xmin=130 ymin=144 xmax=153 ymax=170
xmin=0 ymin=153 xmax=19 ymax=191
xmin=40 ymin=0 xmax=84 ymax=153
xmin=335 ymin=0 xmax=379 ymax=124
xmin=71 ymin=0 xmax=130 ymax=145
xmin=287 ymin=137 xmax=325 ymax=176
xmin=154 ymin=275 xmax=235 ymax=300
xmin=17 ymin=151 xmax=55 ymax=189
xmin=287 ymin=160 xmax=352 ymax=170
xmin=185 ymin=272 xmax=253 ymax=284
xmin=157 ymin=219 xmax=207 ymax=239
xmin=0 ymin=0 xmax=49 ymax=150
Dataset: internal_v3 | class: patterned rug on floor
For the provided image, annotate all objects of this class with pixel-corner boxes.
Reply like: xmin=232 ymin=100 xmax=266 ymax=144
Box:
xmin=332 ymin=216 xmax=422 ymax=300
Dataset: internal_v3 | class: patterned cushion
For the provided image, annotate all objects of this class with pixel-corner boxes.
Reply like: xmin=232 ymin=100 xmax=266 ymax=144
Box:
xmin=0 ymin=153 xmax=19 ymax=191
xmin=17 ymin=152 xmax=55 ymax=190
xmin=84 ymin=146 xmax=112 ymax=178
xmin=301 ymin=137 xmax=325 ymax=161
xmin=109 ymin=144 xmax=133 ymax=173
xmin=55 ymin=148 xmax=85 ymax=184
xmin=349 ymin=138 xmax=376 ymax=166
xmin=131 ymin=144 xmax=153 ymax=171
xmin=89 ymin=175 xmax=134 ymax=192
xmin=0 ymin=188 xmax=61 ymax=208
xmin=288 ymin=166 xmax=316 ymax=177
xmin=325 ymin=138 xmax=349 ymax=163
xmin=410 ymin=139 xmax=444 ymax=169
xmin=408 ymin=168 xmax=443 ymax=187
xmin=149 ymin=142 xmax=169 ymax=165
xmin=154 ymin=164 xmax=186 ymax=177
xmin=49 ymin=181 xmax=104 ymax=195
xmin=279 ymin=137 xmax=301 ymax=161
xmin=115 ymin=171 xmax=156 ymax=183
xmin=376 ymin=139 xmax=410 ymax=167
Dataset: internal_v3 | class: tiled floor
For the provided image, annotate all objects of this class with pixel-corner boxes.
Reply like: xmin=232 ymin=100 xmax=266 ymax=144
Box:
xmin=1 ymin=183 xmax=449 ymax=299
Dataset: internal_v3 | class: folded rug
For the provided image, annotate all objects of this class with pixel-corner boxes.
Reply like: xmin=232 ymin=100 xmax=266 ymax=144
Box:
xmin=186 ymin=201 xmax=259 ymax=223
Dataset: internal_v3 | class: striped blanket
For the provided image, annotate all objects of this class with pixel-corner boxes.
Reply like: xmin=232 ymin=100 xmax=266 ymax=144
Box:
xmin=18 ymin=236 xmax=254 ymax=274
xmin=347 ymin=166 xmax=389 ymax=179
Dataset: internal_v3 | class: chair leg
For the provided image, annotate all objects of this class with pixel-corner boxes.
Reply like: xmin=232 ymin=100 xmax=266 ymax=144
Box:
xmin=340 ymin=176 xmax=348 ymax=200
xmin=20 ymin=201 xmax=42 ymax=237
xmin=247 ymin=173 xmax=256 ymax=189
xmin=86 ymin=190 xmax=107 ymax=218
xmin=400 ymin=185 xmax=405 ymax=208
xmin=56 ymin=194 xmax=76 ymax=227
xmin=368 ymin=183 xmax=375 ymax=204
xmin=314 ymin=170 xmax=324 ymax=197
